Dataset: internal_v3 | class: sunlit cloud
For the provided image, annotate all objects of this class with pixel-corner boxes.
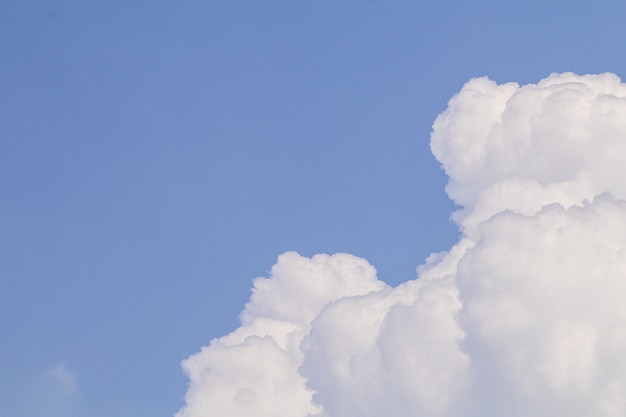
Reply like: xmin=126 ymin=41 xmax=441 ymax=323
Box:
xmin=177 ymin=72 xmax=626 ymax=417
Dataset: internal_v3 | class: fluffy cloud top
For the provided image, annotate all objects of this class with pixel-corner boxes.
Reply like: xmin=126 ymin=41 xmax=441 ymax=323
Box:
xmin=177 ymin=72 xmax=626 ymax=417
xmin=431 ymin=72 xmax=626 ymax=237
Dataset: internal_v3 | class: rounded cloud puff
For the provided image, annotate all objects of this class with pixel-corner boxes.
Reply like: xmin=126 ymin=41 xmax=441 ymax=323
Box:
xmin=432 ymin=72 xmax=626 ymax=236
xmin=176 ymin=252 xmax=386 ymax=417
xmin=177 ymin=72 xmax=626 ymax=417
xmin=458 ymin=195 xmax=626 ymax=417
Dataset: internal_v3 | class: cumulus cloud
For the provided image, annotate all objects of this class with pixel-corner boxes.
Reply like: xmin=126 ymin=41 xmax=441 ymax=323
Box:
xmin=177 ymin=72 xmax=626 ymax=417
xmin=431 ymin=72 xmax=626 ymax=237
xmin=178 ymin=253 xmax=385 ymax=417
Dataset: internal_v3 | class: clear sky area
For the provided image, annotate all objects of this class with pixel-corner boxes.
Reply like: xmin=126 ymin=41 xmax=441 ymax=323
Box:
xmin=2 ymin=1 xmax=626 ymax=417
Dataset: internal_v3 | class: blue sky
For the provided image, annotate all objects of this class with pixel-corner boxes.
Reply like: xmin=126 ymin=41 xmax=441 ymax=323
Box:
xmin=2 ymin=1 xmax=626 ymax=416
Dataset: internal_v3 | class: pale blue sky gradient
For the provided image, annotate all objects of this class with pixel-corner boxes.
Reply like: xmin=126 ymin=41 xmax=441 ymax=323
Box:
xmin=2 ymin=1 xmax=626 ymax=416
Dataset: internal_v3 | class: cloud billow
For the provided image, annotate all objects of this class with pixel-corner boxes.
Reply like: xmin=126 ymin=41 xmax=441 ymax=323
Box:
xmin=177 ymin=72 xmax=626 ymax=417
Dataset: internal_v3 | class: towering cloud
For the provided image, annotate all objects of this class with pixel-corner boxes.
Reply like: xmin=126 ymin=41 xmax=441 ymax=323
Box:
xmin=177 ymin=72 xmax=626 ymax=417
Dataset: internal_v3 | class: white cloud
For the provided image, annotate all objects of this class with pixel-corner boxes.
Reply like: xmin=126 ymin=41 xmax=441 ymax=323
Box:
xmin=177 ymin=72 xmax=626 ymax=417
xmin=431 ymin=72 xmax=626 ymax=237
xmin=457 ymin=195 xmax=626 ymax=416
xmin=177 ymin=252 xmax=386 ymax=417
xmin=46 ymin=363 xmax=77 ymax=395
